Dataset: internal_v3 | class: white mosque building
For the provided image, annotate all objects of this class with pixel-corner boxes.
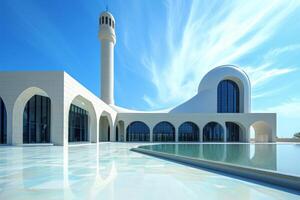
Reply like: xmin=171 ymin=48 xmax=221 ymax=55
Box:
xmin=0 ymin=11 xmax=276 ymax=146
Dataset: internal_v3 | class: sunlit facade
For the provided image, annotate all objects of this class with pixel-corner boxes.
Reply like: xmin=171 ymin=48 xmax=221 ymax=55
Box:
xmin=0 ymin=11 xmax=277 ymax=146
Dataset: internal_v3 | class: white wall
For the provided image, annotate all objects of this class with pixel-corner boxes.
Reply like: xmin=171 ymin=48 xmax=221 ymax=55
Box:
xmin=171 ymin=65 xmax=251 ymax=113
xmin=0 ymin=71 xmax=64 ymax=145
xmin=0 ymin=71 xmax=117 ymax=146
xmin=0 ymin=67 xmax=276 ymax=146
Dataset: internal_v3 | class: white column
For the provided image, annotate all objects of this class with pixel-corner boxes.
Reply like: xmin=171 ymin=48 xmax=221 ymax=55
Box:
xmin=199 ymin=125 xmax=203 ymax=142
xmin=175 ymin=127 xmax=178 ymax=142
xmin=149 ymin=124 xmax=153 ymax=142
xmin=222 ymin=123 xmax=227 ymax=143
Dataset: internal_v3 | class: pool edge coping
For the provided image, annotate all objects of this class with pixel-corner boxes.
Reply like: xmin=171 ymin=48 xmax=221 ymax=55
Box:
xmin=131 ymin=147 xmax=300 ymax=192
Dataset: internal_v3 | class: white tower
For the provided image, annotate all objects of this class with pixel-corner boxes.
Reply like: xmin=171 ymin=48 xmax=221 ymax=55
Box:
xmin=99 ymin=11 xmax=116 ymax=105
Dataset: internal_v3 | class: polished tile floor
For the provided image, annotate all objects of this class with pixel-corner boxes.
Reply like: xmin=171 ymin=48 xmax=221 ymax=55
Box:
xmin=0 ymin=143 xmax=299 ymax=200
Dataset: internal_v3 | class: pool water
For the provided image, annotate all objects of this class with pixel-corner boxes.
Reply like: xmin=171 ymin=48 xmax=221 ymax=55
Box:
xmin=138 ymin=143 xmax=300 ymax=177
xmin=0 ymin=143 xmax=299 ymax=200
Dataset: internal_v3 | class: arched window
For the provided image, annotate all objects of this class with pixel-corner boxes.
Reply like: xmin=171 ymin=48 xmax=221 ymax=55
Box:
xmin=69 ymin=104 xmax=88 ymax=142
xmin=226 ymin=122 xmax=241 ymax=142
xmin=0 ymin=98 xmax=7 ymax=144
xmin=153 ymin=121 xmax=175 ymax=142
xmin=23 ymin=95 xmax=51 ymax=143
xmin=126 ymin=121 xmax=150 ymax=142
xmin=178 ymin=122 xmax=199 ymax=142
xmin=101 ymin=16 xmax=104 ymax=24
xmin=203 ymin=122 xmax=224 ymax=142
xmin=217 ymin=80 xmax=240 ymax=113
xmin=109 ymin=18 xmax=111 ymax=26
xmin=105 ymin=16 xmax=108 ymax=24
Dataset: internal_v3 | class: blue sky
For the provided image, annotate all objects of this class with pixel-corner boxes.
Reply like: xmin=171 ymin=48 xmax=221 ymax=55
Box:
xmin=1 ymin=0 xmax=300 ymax=138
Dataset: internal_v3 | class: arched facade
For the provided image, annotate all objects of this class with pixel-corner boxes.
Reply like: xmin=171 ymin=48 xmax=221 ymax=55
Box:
xmin=99 ymin=112 xmax=112 ymax=142
xmin=251 ymin=121 xmax=273 ymax=142
xmin=12 ymin=87 xmax=51 ymax=144
xmin=0 ymin=66 xmax=276 ymax=146
xmin=153 ymin=121 xmax=175 ymax=142
xmin=198 ymin=65 xmax=250 ymax=113
xmin=171 ymin=65 xmax=251 ymax=113
xmin=203 ymin=122 xmax=224 ymax=142
xmin=68 ymin=95 xmax=97 ymax=143
xmin=23 ymin=95 xmax=51 ymax=143
xmin=178 ymin=122 xmax=199 ymax=142
xmin=126 ymin=121 xmax=150 ymax=142
xmin=0 ymin=97 xmax=7 ymax=144
xmin=217 ymin=80 xmax=240 ymax=113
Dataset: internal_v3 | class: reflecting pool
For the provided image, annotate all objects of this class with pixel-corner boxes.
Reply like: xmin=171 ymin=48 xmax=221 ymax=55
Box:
xmin=138 ymin=143 xmax=300 ymax=177
xmin=0 ymin=143 xmax=299 ymax=199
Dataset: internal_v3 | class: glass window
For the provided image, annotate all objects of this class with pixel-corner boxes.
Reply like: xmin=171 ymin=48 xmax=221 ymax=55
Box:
xmin=126 ymin=121 xmax=150 ymax=142
xmin=153 ymin=121 xmax=175 ymax=142
xmin=203 ymin=122 xmax=224 ymax=142
xmin=217 ymin=80 xmax=240 ymax=113
xmin=68 ymin=104 xmax=89 ymax=142
xmin=105 ymin=16 xmax=108 ymax=24
xmin=101 ymin=16 xmax=104 ymax=24
xmin=226 ymin=122 xmax=240 ymax=142
xmin=23 ymin=95 xmax=51 ymax=143
xmin=178 ymin=122 xmax=199 ymax=142
xmin=0 ymin=98 xmax=7 ymax=144
xmin=109 ymin=18 xmax=111 ymax=26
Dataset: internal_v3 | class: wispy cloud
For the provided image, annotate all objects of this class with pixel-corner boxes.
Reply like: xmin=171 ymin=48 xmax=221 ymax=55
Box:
xmin=244 ymin=63 xmax=296 ymax=87
xmin=142 ymin=0 xmax=300 ymax=109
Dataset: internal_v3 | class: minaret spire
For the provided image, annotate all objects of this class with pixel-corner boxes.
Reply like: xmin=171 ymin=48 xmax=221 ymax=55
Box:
xmin=98 ymin=11 xmax=116 ymax=105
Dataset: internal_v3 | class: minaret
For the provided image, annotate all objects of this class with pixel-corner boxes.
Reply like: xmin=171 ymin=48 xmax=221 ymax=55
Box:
xmin=98 ymin=11 xmax=116 ymax=105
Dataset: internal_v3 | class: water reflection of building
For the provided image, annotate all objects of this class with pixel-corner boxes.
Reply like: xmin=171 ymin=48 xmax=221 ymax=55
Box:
xmin=170 ymin=144 xmax=277 ymax=171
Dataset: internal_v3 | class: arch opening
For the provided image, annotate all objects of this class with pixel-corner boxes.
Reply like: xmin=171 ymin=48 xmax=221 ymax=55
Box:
xmin=251 ymin=121 xmax=272 ymax=142
xmin=0 ymin=98 xmax=7 ymax=144
xmin=126 ymin=121 xmax=150 ymax=142
xmin=226 ymin=122 xmax=242 ymax=142
xmin=217 ymin=79 xmax=240 ymax=113
xmin=23 ymin=95 xmax=51 ymax=143
xmin=153 ymin=121 xmax=175 ymax=142
xmin=178 ymin=122 xmax=199 ymax=142
xmin=203 ymin=122 xmax=224 ymax=142
xmin=68 ymin=104 xmax=89 ymax=142
xmin=99 ymin=114 xmax=111 ymax=142
xmin=68 ymin=95 xmax=97 ymax=143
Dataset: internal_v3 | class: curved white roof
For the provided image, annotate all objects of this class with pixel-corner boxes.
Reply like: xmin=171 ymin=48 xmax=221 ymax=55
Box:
xmin=198 ymin=65 xmax=250 ymax=92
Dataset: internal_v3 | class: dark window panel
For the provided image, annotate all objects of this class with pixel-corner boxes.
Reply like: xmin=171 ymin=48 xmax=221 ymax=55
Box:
xmin=23 ymin=95 xmax=51 ymax=143
xmin=153 ymin=121 xmax=175 ymax=142
xmin=217 ymin=80 xmax=240 ymax=113
xmin=68 ymin=104 xmax=89 ymax=142
xmin=126 ymin=121 xmax=150 ymax=142
xmin=203 ymin=122 xmax=224 ymax=142
xmin=178 ymin=122 xmax=199 ymax=142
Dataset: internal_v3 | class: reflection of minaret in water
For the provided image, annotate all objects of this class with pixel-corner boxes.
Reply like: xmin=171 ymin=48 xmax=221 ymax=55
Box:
xmin=98 ymin=11 xmax=116 ymax=105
